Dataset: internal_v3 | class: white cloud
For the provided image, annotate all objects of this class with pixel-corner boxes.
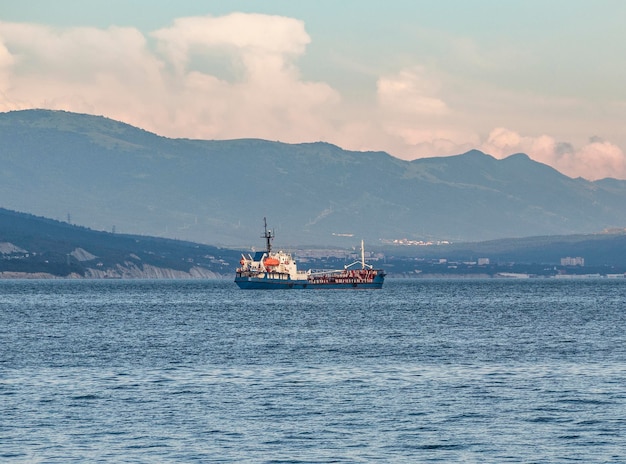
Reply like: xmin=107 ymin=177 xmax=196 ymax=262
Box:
xmin=480 ymin=128 xmax=626 ymax=180
xmin=560 ymin=140 xmax=626 ymax=180
xmin=0 ymin=40 xmax=14 ymax=98
xmin=377 ymin=67 xmax=448 ymax=116
xmin=0 ymin=21 xmax=164 ymax=117
xmin=0 ymin=14 xmax=339 ymax=142
xmin=482 ymin=127 xmax=523 ymax=155
xmin=152 ymin=13 xmax=310 ymax=76
xmin=364 ymin=67 xmax=472 ymax=158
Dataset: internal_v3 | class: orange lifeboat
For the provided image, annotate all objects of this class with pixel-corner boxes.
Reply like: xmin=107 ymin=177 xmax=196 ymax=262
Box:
xmin=263 ymin=257 xmax=280 ymax=267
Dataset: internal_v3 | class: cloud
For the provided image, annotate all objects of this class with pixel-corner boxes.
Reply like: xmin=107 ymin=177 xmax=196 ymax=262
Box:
xmin=480 ymin=128 xmax=626 ymax=180
xmin=377 ymin=67 xmax=448 ymax=116
xmin=482 ymin=127 xmax=523 ymax=154
xmin=0 ymin=40 xmax=14 ymax=98
xmin=148 ymin=14 xmax=340 ymax=141
xmin=151 ymin=13 xmax=310 ymax=76
xmin=367 ymin=67 xmax=477 ymax=158
xmin=0 ymin=21 xmax=164 ymax=117
xmin=0 ymin=14 xmax=339 ymax=142
xmin=563 ymin=139 xmax=626 ymax=180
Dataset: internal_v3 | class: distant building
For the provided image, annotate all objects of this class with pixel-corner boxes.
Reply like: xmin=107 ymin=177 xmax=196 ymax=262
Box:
xmin=561 ymin=256 xmax=584 ymax=266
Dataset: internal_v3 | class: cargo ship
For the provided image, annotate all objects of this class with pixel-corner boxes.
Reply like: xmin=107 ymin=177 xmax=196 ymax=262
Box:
xmin=235 ymin=219 xmax=385 ymax=289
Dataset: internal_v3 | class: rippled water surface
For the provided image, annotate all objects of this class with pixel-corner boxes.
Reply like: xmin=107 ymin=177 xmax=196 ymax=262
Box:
xmin=2 ymin=279 xmax=626 ymax=462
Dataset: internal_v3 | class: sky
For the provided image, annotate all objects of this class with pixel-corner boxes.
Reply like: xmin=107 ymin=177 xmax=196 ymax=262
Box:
xmin=1 ymin=0 xmax=626 ymax=180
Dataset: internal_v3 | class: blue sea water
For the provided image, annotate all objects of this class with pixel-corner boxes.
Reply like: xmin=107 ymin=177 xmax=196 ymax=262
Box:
xmin=1 ymin=279 xmax=626 ymax=463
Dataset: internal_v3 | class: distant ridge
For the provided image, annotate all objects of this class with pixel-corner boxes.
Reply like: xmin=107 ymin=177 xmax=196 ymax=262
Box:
xmin=0 ymin=207 xmax=237 ymax=278
xmin=3 ymin=109 xmax=626 ymax=246
xmin=3 ymin=206 xmax=626 ymax=279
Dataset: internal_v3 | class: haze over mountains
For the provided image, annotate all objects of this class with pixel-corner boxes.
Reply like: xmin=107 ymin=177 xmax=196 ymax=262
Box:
xmin=2 ymin=109 xmax=626 ymax=247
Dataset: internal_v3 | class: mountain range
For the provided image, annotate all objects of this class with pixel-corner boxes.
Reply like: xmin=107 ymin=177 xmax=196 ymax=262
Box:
xmin=2 ymin=109 xmax=626 ymax=247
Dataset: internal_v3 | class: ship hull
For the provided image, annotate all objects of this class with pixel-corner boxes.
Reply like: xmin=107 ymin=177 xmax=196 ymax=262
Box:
xmin=235 ymin=275 xmax=384 ymax=289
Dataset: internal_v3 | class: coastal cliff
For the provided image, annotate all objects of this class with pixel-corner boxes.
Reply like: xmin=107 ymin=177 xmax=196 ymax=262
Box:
xmin=0 ymin=208 xmax=239 ymax=279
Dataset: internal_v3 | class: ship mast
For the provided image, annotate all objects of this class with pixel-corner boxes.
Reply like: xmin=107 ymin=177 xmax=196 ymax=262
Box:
xmin=262 ymin=217 xmax=274 ymax=254
xmin=361 ymin=239 xmax=365 ymax=269
xmin=343 ymin=239 xmax=373 ymax=270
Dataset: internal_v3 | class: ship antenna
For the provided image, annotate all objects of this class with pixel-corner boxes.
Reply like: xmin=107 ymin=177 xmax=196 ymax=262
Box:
xmin=262 ymin=217 xmax=274 ymax=254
